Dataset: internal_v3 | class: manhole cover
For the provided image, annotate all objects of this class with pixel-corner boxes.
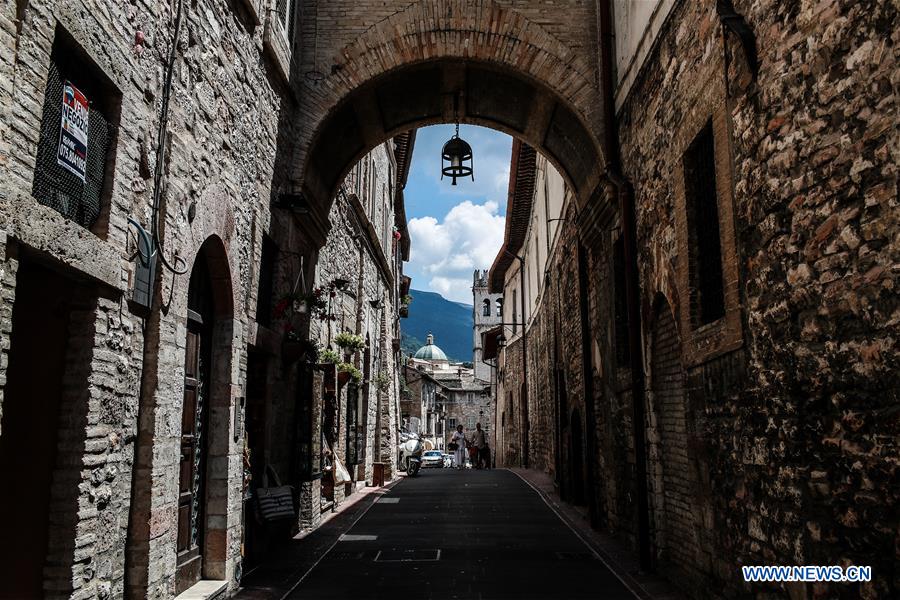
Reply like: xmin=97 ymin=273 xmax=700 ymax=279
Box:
xmin=374 ymin=549 xmax=441 ymax=562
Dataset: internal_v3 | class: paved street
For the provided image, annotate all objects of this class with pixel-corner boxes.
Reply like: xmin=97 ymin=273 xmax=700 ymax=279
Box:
xmin=286 ymin=469 xmax=635 ymax=599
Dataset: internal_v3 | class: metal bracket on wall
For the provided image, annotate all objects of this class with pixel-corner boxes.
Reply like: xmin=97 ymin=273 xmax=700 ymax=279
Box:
xmin=127 ymin=217 xmax=157 ymax=311
xmin=716 ymin=0 xmax=759 ymax=80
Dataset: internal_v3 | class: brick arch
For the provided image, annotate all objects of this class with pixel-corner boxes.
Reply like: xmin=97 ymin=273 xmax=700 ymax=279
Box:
xmin=295 ymin=0 xmax=606 ymax=221
xmin=647 ymin=292 xmax=702 ymax=572
xmin=183 ymin=235 xmax=239 ymax=584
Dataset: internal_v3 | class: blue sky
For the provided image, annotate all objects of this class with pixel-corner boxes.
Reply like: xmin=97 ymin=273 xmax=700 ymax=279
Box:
xmin=404 ymin=125 xmax=512 ymax=304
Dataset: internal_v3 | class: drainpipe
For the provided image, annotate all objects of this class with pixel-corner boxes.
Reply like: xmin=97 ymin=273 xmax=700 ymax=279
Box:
xmin=598 ymin=0 xmax=652 ymax=571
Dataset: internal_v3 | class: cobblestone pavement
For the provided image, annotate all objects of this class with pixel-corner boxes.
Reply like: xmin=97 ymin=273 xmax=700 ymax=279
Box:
xmin=286 ymin=468 xmax=636 ymax=599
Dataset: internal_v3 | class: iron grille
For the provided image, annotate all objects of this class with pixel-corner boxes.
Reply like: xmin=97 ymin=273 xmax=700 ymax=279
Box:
xmin=276 ymin=0 xmax=296 ymax=41
xmin=31 ymin=59 xmax=113 ymax=229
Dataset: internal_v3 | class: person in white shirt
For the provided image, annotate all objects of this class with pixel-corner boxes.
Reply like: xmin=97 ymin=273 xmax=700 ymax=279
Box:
xmin=450 ymin=425 xmax=467 ymax=470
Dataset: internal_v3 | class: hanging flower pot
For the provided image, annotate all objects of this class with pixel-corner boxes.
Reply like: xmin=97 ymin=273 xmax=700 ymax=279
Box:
xmin=294 ymin=299 xmax=308 ymax=314
xmin=334 ymin=332 xmax=366 ymax=355
xmin=337 ymin=362 xmax=362 ymax=387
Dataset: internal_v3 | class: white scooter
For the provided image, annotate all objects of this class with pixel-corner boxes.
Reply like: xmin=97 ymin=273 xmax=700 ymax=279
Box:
xmin=398 ymin=430 xmax=424 ymax=477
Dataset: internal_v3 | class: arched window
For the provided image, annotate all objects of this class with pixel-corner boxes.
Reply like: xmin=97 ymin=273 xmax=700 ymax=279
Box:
xmin=496 ymin=298 xmax=503 ymax=317
xmin=482 ymin=299 xmax=491 ymax=317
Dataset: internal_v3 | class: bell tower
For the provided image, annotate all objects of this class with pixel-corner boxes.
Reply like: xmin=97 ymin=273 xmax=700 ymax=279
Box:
xmin=472 ymin=269 xmax=502 ymax=382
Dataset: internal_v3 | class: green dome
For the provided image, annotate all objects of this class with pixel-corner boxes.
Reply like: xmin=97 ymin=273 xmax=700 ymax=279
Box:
xmin=414 ymin=333 xmax=448 ymax=362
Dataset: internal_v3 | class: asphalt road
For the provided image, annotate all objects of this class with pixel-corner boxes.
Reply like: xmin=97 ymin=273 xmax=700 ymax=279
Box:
xmin=288 ymin=468 xmax=636 ymax=600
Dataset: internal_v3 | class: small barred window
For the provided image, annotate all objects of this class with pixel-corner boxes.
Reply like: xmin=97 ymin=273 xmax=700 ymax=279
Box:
xmin=32 ymin=30 xmax=118 ymax=231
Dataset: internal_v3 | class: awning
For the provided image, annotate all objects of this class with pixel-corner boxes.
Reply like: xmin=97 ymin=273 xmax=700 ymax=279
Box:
xmin=481 ymin=326 xmax=503 ymax=361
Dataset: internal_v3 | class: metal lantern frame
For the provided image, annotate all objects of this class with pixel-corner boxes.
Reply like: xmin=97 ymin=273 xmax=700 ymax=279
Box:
xmin=441 ymin=123 xmax=474 ymax=185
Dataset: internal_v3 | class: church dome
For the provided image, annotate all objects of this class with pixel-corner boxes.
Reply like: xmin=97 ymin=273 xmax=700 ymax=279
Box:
xmin=414 ymin=333 xmax=449 ymax=362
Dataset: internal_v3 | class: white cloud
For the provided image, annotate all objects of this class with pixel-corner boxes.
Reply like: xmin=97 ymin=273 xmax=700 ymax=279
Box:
xmin=408 ymin=199 xmax=505 ymax=303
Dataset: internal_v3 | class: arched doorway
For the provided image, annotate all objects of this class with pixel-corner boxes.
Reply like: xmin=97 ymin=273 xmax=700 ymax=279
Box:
xmin=649 ymin=295 xmax=699 ymax=571
xmin=175 ymin=238 xmax=234 ymax=594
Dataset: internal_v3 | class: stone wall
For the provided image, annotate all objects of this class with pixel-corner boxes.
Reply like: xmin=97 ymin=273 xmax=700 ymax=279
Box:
xmin=609 ymin=0 xmax=898 ymax=596
xmin=0 ymin=0 xmax=292 ymax=596
xmin=496 ymin=1 xmax=897 ymax=598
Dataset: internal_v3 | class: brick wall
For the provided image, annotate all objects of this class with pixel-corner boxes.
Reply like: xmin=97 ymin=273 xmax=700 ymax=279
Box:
xmin=612 ymin=0 xmax=899 ymax=596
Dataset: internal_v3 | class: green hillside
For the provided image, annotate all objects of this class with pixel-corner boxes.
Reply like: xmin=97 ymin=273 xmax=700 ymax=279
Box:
xmin=400 ymin=289 xmax=473 ymax=362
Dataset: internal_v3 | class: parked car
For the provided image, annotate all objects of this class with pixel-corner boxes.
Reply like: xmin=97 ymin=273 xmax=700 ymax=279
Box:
xmin=422 ymin=450 xmax=444 ymax=468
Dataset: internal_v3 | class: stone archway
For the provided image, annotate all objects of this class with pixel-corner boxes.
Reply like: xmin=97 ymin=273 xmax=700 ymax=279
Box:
xmin=176 ymin=235 xmax=237 ymax=593
xmin=648 ymin=293 xmax=702 ymax=573
xmin=291 ymin=0 xmax=608 ymax=222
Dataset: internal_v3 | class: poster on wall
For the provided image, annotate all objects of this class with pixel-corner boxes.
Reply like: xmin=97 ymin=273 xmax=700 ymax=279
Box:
xmin=57 ymin=80 xmax=89 ymax=181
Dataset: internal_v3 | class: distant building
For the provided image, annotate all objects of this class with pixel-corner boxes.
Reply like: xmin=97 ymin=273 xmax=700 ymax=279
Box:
xmin=403 ymin=333 xmax=492 ymax=452
xmin=472 ymin=270 xmax=502 ymax=382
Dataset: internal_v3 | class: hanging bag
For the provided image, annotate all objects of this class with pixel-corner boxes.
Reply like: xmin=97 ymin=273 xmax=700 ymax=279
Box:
xmin=256 ymin=465 xmax=295 ymax=522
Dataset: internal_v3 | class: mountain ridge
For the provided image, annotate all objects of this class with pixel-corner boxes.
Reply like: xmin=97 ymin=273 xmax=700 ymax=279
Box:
xmin=401 ymin=288 xmax=473 ymax=362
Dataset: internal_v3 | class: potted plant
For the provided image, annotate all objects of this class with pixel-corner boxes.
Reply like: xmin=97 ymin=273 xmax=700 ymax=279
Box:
xmin=282 ymin=328 xmax=318 ymax=364
xmin=274 ymin=284 xmax=338 ymax=324
xmin=317 ymin=348 xmax=340 ymax=364
xmin=399 ymin=294 xmax=412 ymax=318
xmin=337 ymin=362 xmax=362 ymax=386
xmin=334 ymin=332 xmax=366 ymax=359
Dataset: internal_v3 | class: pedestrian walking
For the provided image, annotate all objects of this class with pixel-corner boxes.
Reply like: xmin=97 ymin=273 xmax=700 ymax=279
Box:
xmin=471 ymin=422 xmax=487 ymax=469
xmin=449 ymin=424 xmax=467 ymax=470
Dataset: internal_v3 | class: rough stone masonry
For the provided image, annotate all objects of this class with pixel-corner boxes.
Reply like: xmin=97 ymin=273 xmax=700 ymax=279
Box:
xmin=0 ymin=1 xmax=896 ymax=600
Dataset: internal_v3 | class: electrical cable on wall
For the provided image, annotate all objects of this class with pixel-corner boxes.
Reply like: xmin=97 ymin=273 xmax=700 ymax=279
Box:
xmin=128 ymin=0 xmax=189 ymax=300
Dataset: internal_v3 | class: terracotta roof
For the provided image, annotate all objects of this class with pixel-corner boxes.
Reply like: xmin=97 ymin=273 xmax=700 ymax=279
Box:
xmin=393 ymin=130 xmax=417 ymax=189
xmin=488 ymin=139 xmax=536 ymax=293
xmin=393 ymin=130 xmax=416 ymax=260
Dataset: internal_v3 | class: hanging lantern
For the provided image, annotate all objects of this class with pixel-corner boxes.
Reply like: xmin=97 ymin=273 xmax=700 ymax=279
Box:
xmin=441 ymin=124 xmax=474 ymax=186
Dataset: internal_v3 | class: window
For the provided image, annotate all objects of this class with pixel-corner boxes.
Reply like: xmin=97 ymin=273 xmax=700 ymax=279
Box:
xmin=613 ymin=235 xmax=630 ymax=367
xmin=467 ymin=416 xmax=476 ymax=429
xmin=512 ymin=290 xmax=518 ymax=333
xmin=482 ymin=299 xmax=491 ymax=317
xmin=448 ymin=418 xmax=457 ymax=430
xmin=275 ymin=0 xmax=297 ymax=41
xmin=683 ymin=121 xmax=725 ymax=325
xmin=32 ymin=27 xmax=120 ymax=233
xmin=496 ymin=298 xmax=503 ymax=317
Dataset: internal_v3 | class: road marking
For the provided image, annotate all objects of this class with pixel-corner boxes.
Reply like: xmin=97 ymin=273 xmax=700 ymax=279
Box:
xmin=278 ymin=480 xmax=402 ymax=600
xmin=339 ymin=534 xmax=378 ymax=541
xmin=377 ymin=497 xmax=400 ymax=504
xmin=374 ymin=549 xmax=442 ymax=562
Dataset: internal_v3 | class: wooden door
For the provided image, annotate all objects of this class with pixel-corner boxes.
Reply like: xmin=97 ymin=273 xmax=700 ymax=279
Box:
xmin=176 ymin=309 xmax=207 ymax=593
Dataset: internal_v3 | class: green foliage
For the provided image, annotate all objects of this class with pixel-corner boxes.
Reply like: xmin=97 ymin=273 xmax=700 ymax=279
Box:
xmin=374 ymin=372 xmax=391 ymax=391
xmin=318 ymin=348 xmax=340 ymax=364
xmin=338 ymin=362 xmax=362 ymax=383
xmin=334 ymin=332 xmax=366 ymax=352
xmin=401 ymin=294 xmax=413 ymax=305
